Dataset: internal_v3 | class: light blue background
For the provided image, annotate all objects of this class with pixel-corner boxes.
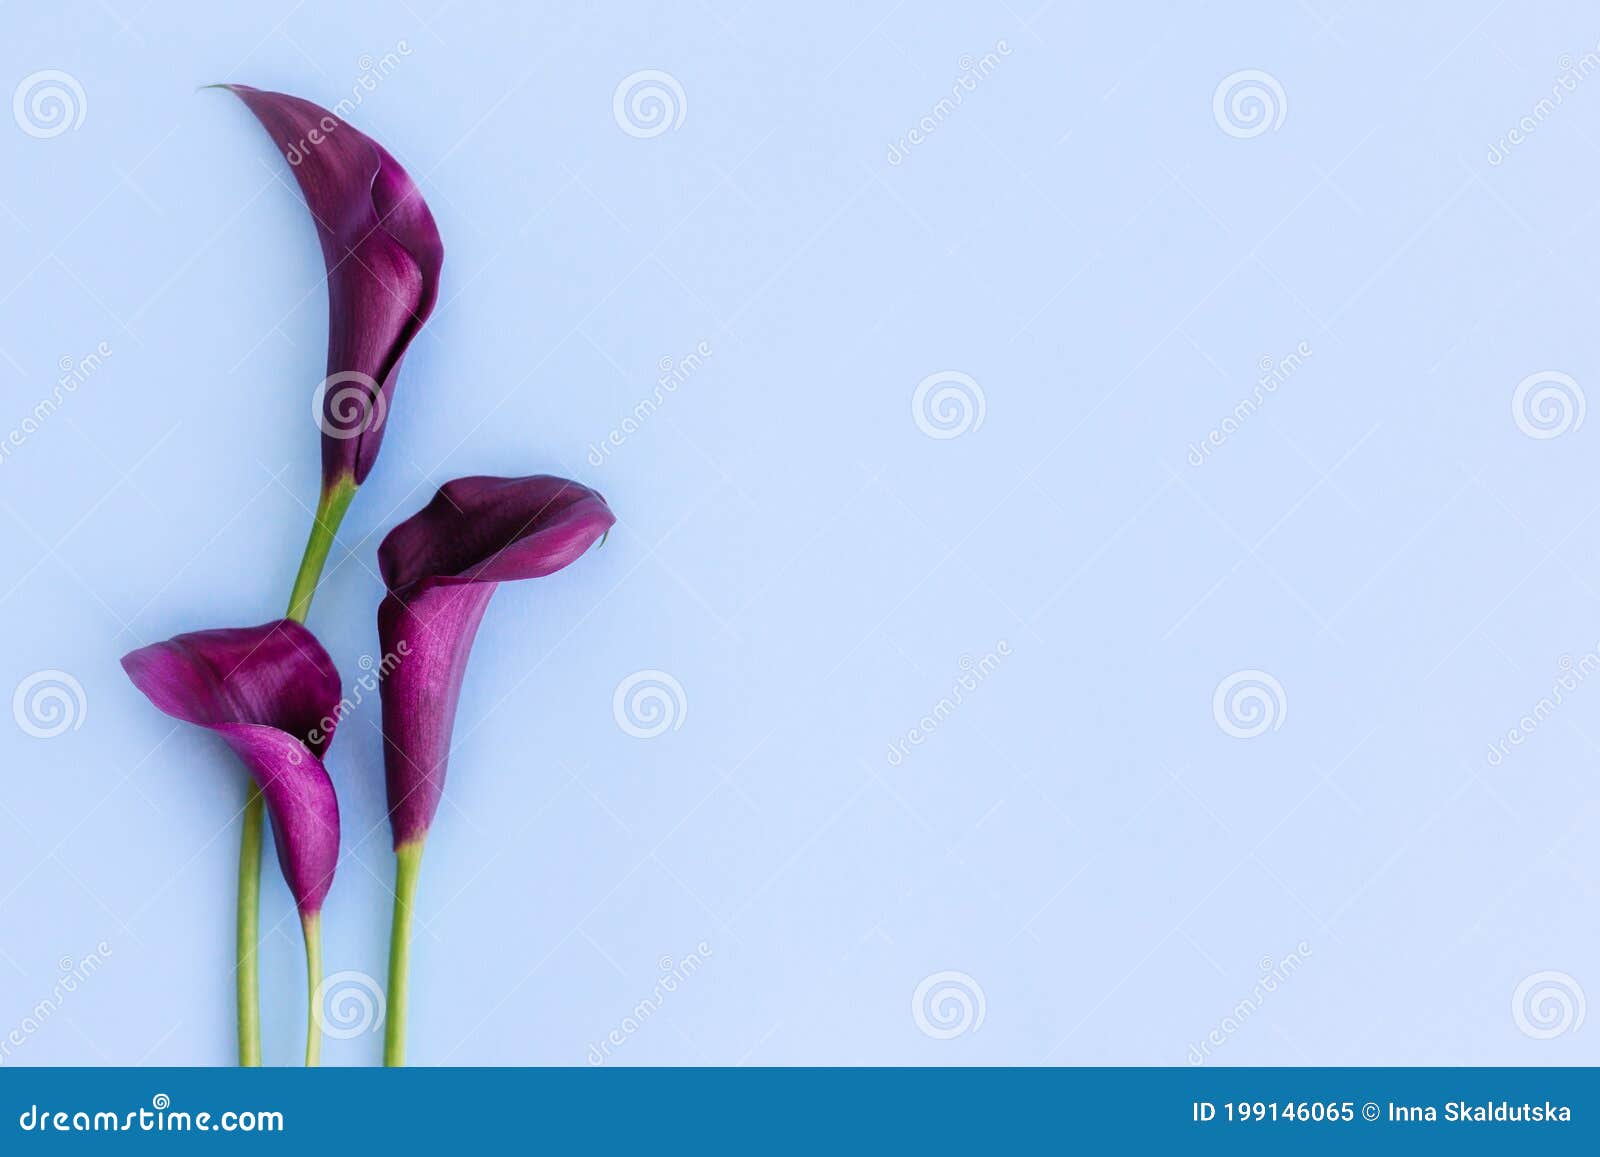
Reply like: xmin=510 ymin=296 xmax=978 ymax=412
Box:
xmin=1 ymin=0 xmax=1597 ymax=1066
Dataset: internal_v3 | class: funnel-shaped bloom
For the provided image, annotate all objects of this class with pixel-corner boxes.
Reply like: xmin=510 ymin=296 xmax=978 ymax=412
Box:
xmin=220 ymin=85 xmax=444 ymax=491
xmin=377 ymin=476 xmax=615 ymax=846
xmin=122 ymin=621 xmax=342 ymax=914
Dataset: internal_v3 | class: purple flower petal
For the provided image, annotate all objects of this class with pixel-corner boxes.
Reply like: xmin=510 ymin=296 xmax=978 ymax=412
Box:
xmin=220 ymin=86 xmax=443 ymax=489
xmin=377 ymin=477 xmax=615 ymax=845
xmin=122 ymin=621 xmax=343 ymax=914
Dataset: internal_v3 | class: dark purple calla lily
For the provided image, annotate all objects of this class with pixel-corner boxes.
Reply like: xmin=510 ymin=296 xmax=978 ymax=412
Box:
xmin=377 ymin=476 xmax=615 ymax=848
xmin=121 ymin=620 xmax=342 ymax=915
xmin=376 ymin=475 xmax=613 ymax=1064
xmin=220 ymin=85 xmax=443 ymax=491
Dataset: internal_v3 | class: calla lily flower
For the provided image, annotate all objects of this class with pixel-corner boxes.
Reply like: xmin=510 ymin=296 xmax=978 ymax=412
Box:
xmin=378 ymin=475 xmax=615 ymax=843
xmin=121 ymin=620 xmax=342 ymax=1064
xmin=212 ymin=87 xmax=441 ymax=1066
xmin=220 ymin=84 xmax=444 ymax=499
xmin=375 ymin=475 xmax=614 ymax=1064
xmin=121 ymin=620 xmax=341 ymax=910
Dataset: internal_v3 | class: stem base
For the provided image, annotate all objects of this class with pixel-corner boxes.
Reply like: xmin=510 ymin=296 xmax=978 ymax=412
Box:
xmin=236 ymin=786 xmax=264 ymax=1066
xmin=385 ymin=840 xmax=424 ymax=1067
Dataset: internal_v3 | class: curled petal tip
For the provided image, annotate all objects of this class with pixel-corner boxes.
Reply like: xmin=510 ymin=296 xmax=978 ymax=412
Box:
xmin=378 ymin=475 xmax=614 ymax=594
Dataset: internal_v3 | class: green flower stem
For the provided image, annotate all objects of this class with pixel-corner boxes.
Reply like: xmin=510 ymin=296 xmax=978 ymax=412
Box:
xmin=286 ymin=474 xmax=358 ymax=624
xmin=385 ymin=840 xmax=424 ymax=1067
xmin=302 ymin=912 xmax=323 ymax=1067
xmin=236 ymin=784 xmax=264 ymax=1066
xmin=234 ymin=472 xmax=358 ymax=1067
